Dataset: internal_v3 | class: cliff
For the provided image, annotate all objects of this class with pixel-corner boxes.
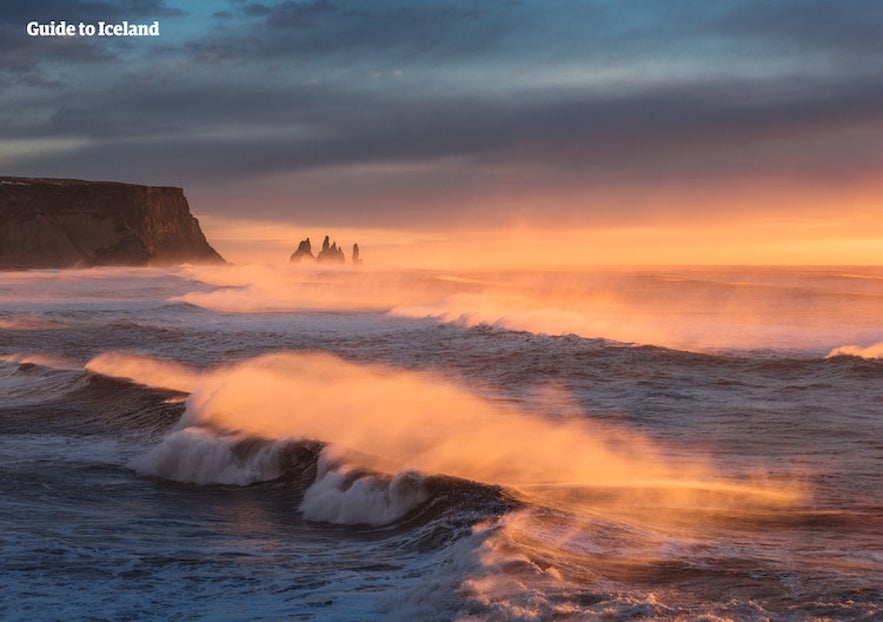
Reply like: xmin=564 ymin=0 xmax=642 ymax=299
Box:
xmin=0 ymin=177 xmax=224 ymax=269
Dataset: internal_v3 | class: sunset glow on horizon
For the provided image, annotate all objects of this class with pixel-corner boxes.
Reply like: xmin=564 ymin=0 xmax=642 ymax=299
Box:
xmin=201 ymin=204 xmax=883 ymax=268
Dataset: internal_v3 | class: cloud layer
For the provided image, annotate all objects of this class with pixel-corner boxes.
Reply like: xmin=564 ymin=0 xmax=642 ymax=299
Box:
xmin=3 ymin=0 xmax=882 ymax=230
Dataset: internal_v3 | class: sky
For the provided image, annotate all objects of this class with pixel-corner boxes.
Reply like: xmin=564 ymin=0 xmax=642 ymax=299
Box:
xmin=2 ymin=0 xmax=882 ymax=265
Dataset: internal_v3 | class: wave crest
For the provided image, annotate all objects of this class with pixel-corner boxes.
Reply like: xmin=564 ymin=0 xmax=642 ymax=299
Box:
xmin=301 ymin=457 xmax=428 ymax=525
xmin=130 ymin=427 xmax=288 ymax=486
xmin=826 ymin=342 xmax=883 ymax=359
xmin=86 ymin=352 xmax=201 ymax=392
xmin=112 ymin=350 xmax=802 ymax=530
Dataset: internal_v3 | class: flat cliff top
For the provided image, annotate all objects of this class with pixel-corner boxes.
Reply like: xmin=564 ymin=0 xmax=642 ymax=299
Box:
xmin=0 ymin=176 xmax=182 ymax=191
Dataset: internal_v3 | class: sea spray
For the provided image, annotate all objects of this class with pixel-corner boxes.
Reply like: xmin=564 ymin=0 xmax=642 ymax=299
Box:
xmin=5 ymin=266 xmax=882 ymax=620
xmin=176 ymin=264 xmax=883 ymax=352
xmin=827 ymin=342 xmax=883 ymax=359
xmin=86 ymin=351 xmax=200 ymax=393
xmin=88 ymin=350 xmax=803 ymax=528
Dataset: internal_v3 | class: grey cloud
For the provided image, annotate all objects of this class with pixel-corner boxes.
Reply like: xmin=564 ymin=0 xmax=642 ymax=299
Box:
xmin=0 ymin=0 xmax=186 ymax=73
xmin=0 ymin=0 xmax=185 ymax=23
xmin=0 ymin=23 xmax=114 ymax=74
xmin=716 ymin=0 xmax=883 ymax=57
xmin=5 ymin=0 xmax=883 ymax=228
xmin=13 ymin=69 xmax=883 ymax=183
xmin=187 ymin=0 xmax=515 ymax=66
xmin=189 ymin=0 xmax=883 ymax=74
xmin=242 ymin=4 xmax=274 ymax=17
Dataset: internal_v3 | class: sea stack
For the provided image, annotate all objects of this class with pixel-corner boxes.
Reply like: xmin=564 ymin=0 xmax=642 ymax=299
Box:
xmin=0 ymin=177 xmax=224 ymax=269
xmin=290 ymin=237 xmax=314 ymax=262
xmin=290 ymin=234 xmax=360 ymax=265
xmin=316 ymin=235 xmax=345 ymax=264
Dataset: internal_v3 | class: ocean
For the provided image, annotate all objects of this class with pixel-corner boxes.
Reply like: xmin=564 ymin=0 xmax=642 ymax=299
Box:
xmin=1 ymin=264 xmax=881 ymax=621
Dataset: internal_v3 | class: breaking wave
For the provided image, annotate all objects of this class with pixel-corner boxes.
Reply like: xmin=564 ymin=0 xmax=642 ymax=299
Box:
xmin=87 ymin=350 xmax=802 ymax=531
xmin=827 ymin=342 xmax=883 ymax=359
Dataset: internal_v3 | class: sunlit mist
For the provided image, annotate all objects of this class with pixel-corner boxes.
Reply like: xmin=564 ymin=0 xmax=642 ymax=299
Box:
xmin=195 ymin=185 xmax=883 ymax=268
xmin=87 ymin=350 xmax=804 ymax=530
xmin=174 ymin=263 xmax=883 ymax=353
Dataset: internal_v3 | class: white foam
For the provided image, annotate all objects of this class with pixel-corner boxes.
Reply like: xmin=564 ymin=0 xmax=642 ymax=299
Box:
xmin=132 ymin=426 xmax=430 ymax=525
xmin=300 ymin=454 xmax=428 ymax=525
xmin=130 ymin=427 xmax=283 ymax=486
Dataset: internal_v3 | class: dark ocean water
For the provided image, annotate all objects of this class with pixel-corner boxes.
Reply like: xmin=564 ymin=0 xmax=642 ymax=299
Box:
xmin=1 ymin=265 xmax=882 ymax=621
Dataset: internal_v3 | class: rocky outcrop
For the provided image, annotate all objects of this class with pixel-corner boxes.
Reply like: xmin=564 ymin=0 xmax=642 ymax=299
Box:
xmin=316 ymin=235 xmax=345 ymax=264
xmin=290 ymin=234 xmax=362 ymax=265
xmin=0 ymin=177 xmax=224 ymax=269
xmin=290 ymin=237 xmax=314 ymax=262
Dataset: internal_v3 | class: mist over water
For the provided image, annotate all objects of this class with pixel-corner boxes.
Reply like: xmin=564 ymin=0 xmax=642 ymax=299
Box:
xmin=2 ymin=265 xmax=882 ymax=620
xmin=176 ymin=263 xmax=883 ymax=354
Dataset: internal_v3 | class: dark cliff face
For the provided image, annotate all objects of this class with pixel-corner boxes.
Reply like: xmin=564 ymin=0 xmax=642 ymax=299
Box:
xmin=0 ymin=177 xmax=225 ymax=269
